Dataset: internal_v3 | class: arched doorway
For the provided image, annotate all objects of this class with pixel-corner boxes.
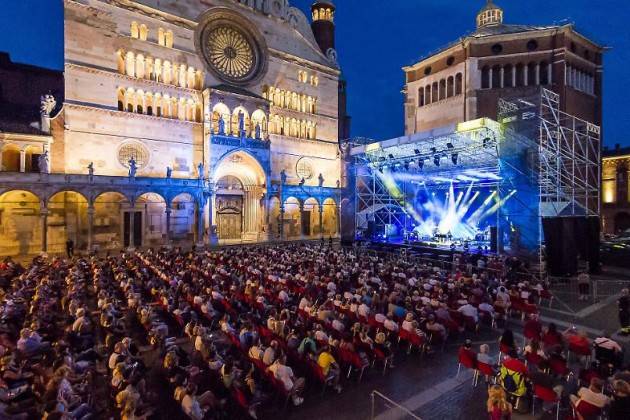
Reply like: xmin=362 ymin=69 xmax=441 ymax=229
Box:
xmin=136 ymin=193 xmax=167 ymax=248
xmin=614 ymin=212 xmax=630 ymax=234
xmin=47 ymin=191 xmax=89 ymax=253
xmin=93 ymin=192 xmax=130 ymax=251
xmin=215 ymin=176 xmax=244 ymax=241
xmin=212 ymin=151 xmax=266 ymax=242
xmin=284 ymin=197 xmax=302 ymax=239
xmin=1 ymin=144 xmax=21 ymax=172
xmin=269 ymin=197 xmax=281 ymax=240
xmin=0 ymin=190 xmax=42 ymax=256
xmin=323 ymin=198 xmax=338 ymax=237
xmin=171 ymin=193 xmax=195 ymax=244
xmin=303 ymin=197 xmax=320 ymax=237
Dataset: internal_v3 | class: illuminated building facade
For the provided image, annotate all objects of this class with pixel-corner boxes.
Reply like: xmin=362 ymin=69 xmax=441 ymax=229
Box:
xmin=602 ymin=145 xmax=630 ymax=234
xmin=0 ymin=0 xmax=348 ymax=256
xmin=402 ymin=0 xmax=605 ymax=136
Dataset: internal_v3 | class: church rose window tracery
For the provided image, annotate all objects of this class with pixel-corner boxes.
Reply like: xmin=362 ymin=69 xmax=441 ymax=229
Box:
xmin=117 ymin=141 xmax=150 ymax=169
xmin=206 ymin=26 xmax=255 ymax=80
xmin=196 ymin=9 xmax=268 ymax=86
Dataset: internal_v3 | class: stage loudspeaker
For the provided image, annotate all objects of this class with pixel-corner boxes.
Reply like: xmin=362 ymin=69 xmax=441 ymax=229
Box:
xmin=490 ymin=227 xmax=498 ymax=252
xmin=542 ymin=217 xmax=579 ymax=276
xmin=366 ymin=221 xmax=375 ymax=239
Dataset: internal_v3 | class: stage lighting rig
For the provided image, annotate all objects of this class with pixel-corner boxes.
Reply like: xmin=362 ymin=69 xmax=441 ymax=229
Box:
xmin=433 ymin=155 xmax=441 ymax=167
xmin=446 ymin=142 xmax=454 ymax=149
xmin=414 ymin=149 xmax=421 ymax=155
xmin=417 ymin=159 xmax=424 ymax=170
xmin=403 ymin=161 xmax=410 ymax=171
xmin=388 ymin=153 xmax=395 ymax=159
xmin=451 ymin=153 xmax=459 ymax=165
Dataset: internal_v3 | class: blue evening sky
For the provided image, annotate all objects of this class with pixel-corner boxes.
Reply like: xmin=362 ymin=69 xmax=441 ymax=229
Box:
xmin=1 ymin=0 xmax=628 ymax=146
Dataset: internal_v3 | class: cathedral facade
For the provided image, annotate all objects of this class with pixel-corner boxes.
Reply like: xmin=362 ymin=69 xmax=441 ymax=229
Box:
xmin=0 ymin=0 xmax=346 ymax=256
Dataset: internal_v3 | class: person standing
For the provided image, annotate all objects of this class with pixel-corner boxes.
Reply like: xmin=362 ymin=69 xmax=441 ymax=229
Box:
xmin=619 ymin=289 xmax=629 ymax=330
xmin=577 ymin=271 xmax=590 ymax=301
xmin=66 ymin=239 xmax=74 ymax=258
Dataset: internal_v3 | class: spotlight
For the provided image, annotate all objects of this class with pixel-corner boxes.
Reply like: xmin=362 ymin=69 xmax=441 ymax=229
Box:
xmin=451 ymin=153 xmax=458 ymax=165
xmin=391 ymin=166 xmax=397 ymax=173
xmin=433 ymin=155 xmax=441 ymax=166
xmin=430 ymin=147 xmax=437 ymax=155
xmin=446 ymin=142 xmax=454 ymax=149
xmin=483 ymin=137 xmax=491 ymax=147
xmin=417 ymin=159 xmax=424 ymax=170
xmin=403 ymin=162 xmax=410 ymax=171
xmin=414 ymin=149 xmax=421 ymax=155
xmin=378 ymin=167 xmax=383 ymax=173
xmin=388 ymin=153 xmax=394 ymax=159
xmin=378 ymin=156 xmax=386 ymax=162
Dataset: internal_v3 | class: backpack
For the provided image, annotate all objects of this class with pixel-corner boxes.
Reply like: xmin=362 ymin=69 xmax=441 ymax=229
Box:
xmin=502 ymin=371 xmax=518 ymax=393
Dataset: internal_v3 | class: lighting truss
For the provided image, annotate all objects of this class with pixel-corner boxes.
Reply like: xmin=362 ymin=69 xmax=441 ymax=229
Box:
xmin=350 ymin=120 xmax=503 ymax=233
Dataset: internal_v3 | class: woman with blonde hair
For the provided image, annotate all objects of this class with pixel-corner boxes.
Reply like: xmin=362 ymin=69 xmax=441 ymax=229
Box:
xmin=487 ymin=384 xmax=512 ymax=420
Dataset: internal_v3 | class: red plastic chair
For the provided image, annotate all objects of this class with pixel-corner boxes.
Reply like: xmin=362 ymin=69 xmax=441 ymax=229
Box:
xmin=574 ymin=399 xmax=602 ymax=420
xmin=532 ymin=384 xmax=560 ymax=420
xmin=456 ymin=347 xmax=477 ymax=381
xmin=474 ymin=361 xmax=496 ymax=386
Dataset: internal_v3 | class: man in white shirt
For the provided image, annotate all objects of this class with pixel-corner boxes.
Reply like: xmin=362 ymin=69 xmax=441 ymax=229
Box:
xmin=594 ymin=333 xmax=622 ymax=353
xmin=268 ymin=356 xmax=305 ymax=406
xmin=458 ymin=303 xmax=479 ymax=323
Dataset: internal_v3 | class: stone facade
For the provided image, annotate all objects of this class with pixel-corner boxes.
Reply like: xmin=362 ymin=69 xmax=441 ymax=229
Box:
xmin=602 ymin=146 xmax=630 ymax=234
xmin=403 ymin=1 xmax=604 ymax=136
xmin=0 ymin=0 xmax=346 ymax=255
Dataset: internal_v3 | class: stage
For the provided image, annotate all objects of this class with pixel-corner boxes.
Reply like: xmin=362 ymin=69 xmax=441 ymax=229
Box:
xmin=344 ymin=90 xmax=601 ymax=275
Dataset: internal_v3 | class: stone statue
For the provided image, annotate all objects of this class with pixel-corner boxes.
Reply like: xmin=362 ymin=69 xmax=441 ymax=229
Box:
xmin=166 ymin=166 xmax=172 ymax=179
xmin=318 ymin=173 xmax=324 ymax=187
xmin=238 ymin=112 xmax=245 ymax=136
xmin=40 ymin=94 xmax=56 ymax=134
xmin=255 ymin=123 xmax=261 ymax=140
xmin=128 ymin=157 xmax=137 ymax=177
xmin=197 ymin=162 xmax=204 ymax=179
xmin=336 ymin=180 xmax=340 ymax=188
xmin=38 ymin=151 xmax=49 ymax=174
xmin=280 ymin=169 xmax=287 ymax=185
xmin=87 ymin=162 xmax=94 ymax=176
xmin=218 ymin=116 xmax=225 ymax=135
xmin=299 ymin=177 xmax=305 ymax=186
xmin=40 ymin=94 xmax=56 ymax=116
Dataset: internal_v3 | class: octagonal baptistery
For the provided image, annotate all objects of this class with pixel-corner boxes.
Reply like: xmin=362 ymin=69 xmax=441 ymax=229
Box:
xmin=39 ymin=0 xmax=346 ymax=248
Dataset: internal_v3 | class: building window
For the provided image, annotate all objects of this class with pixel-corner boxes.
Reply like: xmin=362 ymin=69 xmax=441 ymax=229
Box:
xmin=481 ymin=66 xmax=490 ymax=89
xmin=455 ymin=73 xmax=463 ymax=95
xmin=491 ymin=43 xmax=503 ymax=55
xmin=603 ymin=179 xmax=616 ymax=203
xmin=418 ymin=87 xmax=425 ymax=106
xmin=527 ymin=40 xmax=538 ymax=51
xmin=424 ymin=66 xmax=432 ymax=76
xmin=131 ymin=21 xmax=139 ymax=39
xmin=139 ymin=24 xmax=148 ymax=41
xmin=118 ymin=141 xmax=150 ymax=169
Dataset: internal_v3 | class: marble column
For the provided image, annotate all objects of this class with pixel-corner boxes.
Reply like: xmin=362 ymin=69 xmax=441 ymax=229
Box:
xmin=535 ymin=64 xmax=540 ymax=85
xmin=165 ymin=206 xmax=172 ymax=245
xmin=279 ymin=203 xmax=285 ymax=241
xmin=40 ymin=205 xmax=48 ymax=253
xmin=299 ymin=202 xmax=305 ymax=240
xmin=208 ymin=195 xmax=218 ymax=246
xmin=196 ymin=201 xmax=204 ymax=246
xmin=19 ymin=149 xmax=26 ymax=173
xmin=87 ymin=205 xmax=94 ymax=252
xmin=128 ymin=210 xmax=135 ymax=250
xmin=318 ymin=204 xmax=324 ymax=238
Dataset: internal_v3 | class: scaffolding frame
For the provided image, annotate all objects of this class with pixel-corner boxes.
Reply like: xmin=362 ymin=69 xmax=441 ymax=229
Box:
xmin=498 ymin=88 xmax=601 ymax=217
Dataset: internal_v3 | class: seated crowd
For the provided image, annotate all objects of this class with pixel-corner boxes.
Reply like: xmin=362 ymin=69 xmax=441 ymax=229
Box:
xmin=458 ymin=316 xmax=629 ymax=419
xmin=0 ymin=243 xmax=553 ymax=419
